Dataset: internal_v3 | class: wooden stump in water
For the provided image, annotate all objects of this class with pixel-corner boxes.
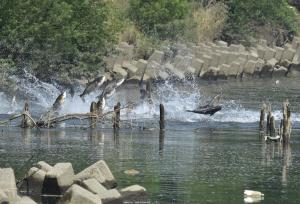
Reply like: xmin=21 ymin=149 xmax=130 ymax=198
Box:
xmin=282 ymin=100 xmax=292 ymax=144
xmin=113 ymin=102 xmax=121 ymax=130
xmin=90 ymin=102 xmax=97 ymax=128
xmin=21 ymin=101 xmax=34 ymax=128
xmin=266 ymin=104 xmax=272 ymax=135
xmin=159 ymin=104 xmax=165 ymax=130
xmin=270 ymin=115 xmax=276 ymax=136
xmin=259 ymin=103 xmax=267 ymax=132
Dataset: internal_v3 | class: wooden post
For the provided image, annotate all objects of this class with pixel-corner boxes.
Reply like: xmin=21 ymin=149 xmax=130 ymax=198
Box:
xmin=270 ymin=115 xmax=276 ymax=136
xmin=113 ymin=102 xmax=121 ymax=130
xmin=266 ymin=111 xmax=271 ymax=135
xmin=259 ymin=103 xmax=266 ymax=132
xmin=159 ymin=104 xmax=165 ymax=130
xmin=21 ymin=101 xmax=33 ymax=128
xmin=282 ymin=100 xmax=292 ymax=144
xmin=90 ymin=102 xmax=97 ymax=128
xmin=159 ymin=130 xmax=165 ymax=156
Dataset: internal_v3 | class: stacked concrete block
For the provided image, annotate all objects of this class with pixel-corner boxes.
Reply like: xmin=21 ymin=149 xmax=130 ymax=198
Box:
xmin=122 ymin=61 xmax=138 ymax=78
xmin=291 ymin=37 xmax=300 ymax=50
xmin=0 ymin=189 xmax=9 ymax=203
xmin=164 ymin=63 xmax=185 ymax=79
xmin=113 ymin=64 xmax=128 ymax=77
xmin=256 ymin=45 xmax=266 ymax=58
xmin=0 ymin=168 xmax=17 ymax=203
xmin=58 ymin=184 xmax=103 ymax=204
xmin=191 ymin=58 xmax=204 ymax=75
xmin=243 ymin=60 xmax=257 ymax=76
xmin=218 ymin=64 xmax=231 ymax=79
xmin=258 ymin=39 xmax=268 ymax=46
xmin=26 ymin=167 xmax=46 ymax=194
xmin=273 ymin=66 xmax=288 ymax=77
xmin=216 ymin=40 xmax=228 ymax=47
xmin=135 ymin=59 xmax=148 ymax=76
xmin=210 ymin=53 xmax=221 ymax=67
xmin=201 ymin=55 xmax=213 ymax=73
xmin=275 ymin=47 xmax=284 ymax=61
xmin=200 ymin=66 xmax=219 ymax=80
xmin=75 ymin=160 xmax=117 ymax=189
xmin=263 ymin=47 xmax=276 ymax=60
xmin=282 ymin=48 xmax=296 ymax=62
xmin=157 ymin=70 xmax=169 ymax=80
xmin=248 ymin=50 xmax=259 ymax=61
xmin=287 ymin=63 xmax=300 ymax=77
xmin=15 ymin=196 xmax=37 ymax=204
xmin=148 ymin=50 xmax=164 ymax=64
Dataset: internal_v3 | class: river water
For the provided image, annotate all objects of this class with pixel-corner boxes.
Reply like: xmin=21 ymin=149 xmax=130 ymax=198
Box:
xmin=0 ymin=76 xmax=299 ymax=204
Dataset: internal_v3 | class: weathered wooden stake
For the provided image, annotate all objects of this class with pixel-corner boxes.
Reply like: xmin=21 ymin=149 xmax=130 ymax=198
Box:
xmin=113 ymin=102 xmax=121 ymax=130
xmin=270 ymin=115 xmax=276 ymax=136
xmin=159 ymin=104 xmax=165 ymax=130
xmin=266 ymin=111 xmax=271 ymax=135
xmin=259 ymin=103 xmax=266 ymax=132
xmin=282 ymin=100 xmax=292 ymax=144
xmin=90 ymin=102 xmax=97 ymax=128
xmin=21 ymin=101 xmax=33 ymax=128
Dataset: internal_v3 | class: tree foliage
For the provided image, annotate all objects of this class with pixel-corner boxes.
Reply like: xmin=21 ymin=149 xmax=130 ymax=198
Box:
xmin=129 ymin=0 xmax=189 ymax=40
xmin=0 ymin=0 xmax=120 ymax=81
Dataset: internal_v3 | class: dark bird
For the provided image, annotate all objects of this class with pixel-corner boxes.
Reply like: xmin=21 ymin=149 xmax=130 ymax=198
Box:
xmin=52 ymin=91 xmax=67 ymax=111
xmin=186 ymin=94 xmax=222 ymax=116
xmin=80 ymin=75 xmax=106 ymax=102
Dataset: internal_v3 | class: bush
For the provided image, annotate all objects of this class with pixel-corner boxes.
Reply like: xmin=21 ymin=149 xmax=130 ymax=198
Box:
xmin=0 ymin=0 xmax=121 ymax=81
xmin=129 ymin=0 xmax=189 ymax=40
xmin=223 ymin=0 xmax=299 ymax=43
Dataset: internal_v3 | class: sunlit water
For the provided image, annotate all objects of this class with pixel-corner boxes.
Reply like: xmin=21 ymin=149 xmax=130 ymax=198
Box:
xmin=0 ymin=75 xmax=300 ymax=204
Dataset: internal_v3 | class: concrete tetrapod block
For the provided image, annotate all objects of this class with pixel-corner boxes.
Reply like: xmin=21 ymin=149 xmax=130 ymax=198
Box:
xmin=243 ymin=60 xmax=257 ymax=76
xmin=15 ymin=196 xmax=37 ymax=204
xmin=99 ymin=189 xmax=122 ymax=204
xmin=263 ymin=47 xmax=276 ymax=60
xmin=122 ymin=61 xmax=138 ymax=77
xmin=113 ymin=64 xmax=128 ymax=77
xmin=260 ymin=59 xmax=276 ymax=78
xmin=42 ymin=162 xmax=75 ymax=199
xmin=256 ymin=45 xmax=266 ymax=58
xmin=216 ymin=40 xmax=228 ymax=47
xmin=273 ymin=66 xmax=288 ymax=77
xmin=135 ymin=59 xmax=148 ymax=75
xmin=200 ymin=66 xmax=219 ymax=80
xmin=274 ymin=47 xmax=284 ymax=61
xmin=58 ymin=184 xmax=102 ymax=204
xmin=291 ymin=37 xmax=300 ymax=49
xmin=0 ymin=189 xmax=8 ymax=204
xmin=253 ymin=59 xmax=265 ymax=77
xmin=0 ymin=168 xmax=17 ymax=203
xmin=148 ymin=50 xmax=164 ymax=63
xmin=287 ymin=63 xmax=300 ymax=77
xmin=120 ymin=185 xmax=148 ymax=204
xmin=157 ymin=70 xmax=169 ymax=80
xmin=164 ymin=63 xmax=185 ymax=80
xmin=24 ymin=167 xmax=46 ymax=194
xmin=37 ymin=161 xmax=53 ymax=172
xmin=75 ymin=160 xmax=117 ymax=189
xmin=191 ymin=58 xmax=204 ymax=75
xmin=282 ymin=48 xmax=296 ymax=62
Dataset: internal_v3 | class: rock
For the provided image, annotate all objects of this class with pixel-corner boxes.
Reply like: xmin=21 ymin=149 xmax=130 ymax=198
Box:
xmin=120 ymin=185 xmax=148 ymax=203
xmin=37 ymin=161 xmax=53 ymax=172
xmin=244 ymin=190 xmax=264 ymax=197
xmin=75 ymin=160 xmax=117 ymax=189
xmin=15 ymin=196 xmax=37 ymax=204
xmin=124 ymin=169 xmax=140 ymax=176
xmin=99 ymin=189 xmax=122 ymax=204
xmin=216 ymin=40 xmax=228 ymax=47
xmin=58 ymin=184 xmax=103 ymax=204
xmin=273 ymin=66 xmax=288 ymax=77
xmin=0 ymin=189 xmax=8 ymax=204
xmin=0 ymin=168 xmax=17 ymax=203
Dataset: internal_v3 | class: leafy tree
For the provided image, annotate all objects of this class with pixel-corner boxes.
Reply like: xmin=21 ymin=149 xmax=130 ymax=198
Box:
xmin=129 ymin=0 xmax=189 ymax=40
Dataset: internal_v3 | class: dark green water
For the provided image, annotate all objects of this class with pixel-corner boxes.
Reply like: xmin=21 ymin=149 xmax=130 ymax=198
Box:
xmin=0 ymin=77 xmax=300 ymax=203
xmin=0 ymin=126 xmax=300 ymax=204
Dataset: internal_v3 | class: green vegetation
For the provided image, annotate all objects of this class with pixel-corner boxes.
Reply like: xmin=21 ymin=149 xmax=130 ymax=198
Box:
xmin=0 ymin=0 xmax=299 ymax=83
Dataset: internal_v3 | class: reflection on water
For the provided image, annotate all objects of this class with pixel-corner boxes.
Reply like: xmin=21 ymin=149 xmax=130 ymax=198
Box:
xmin=1 ymin=127 xmax=300 ymax=204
